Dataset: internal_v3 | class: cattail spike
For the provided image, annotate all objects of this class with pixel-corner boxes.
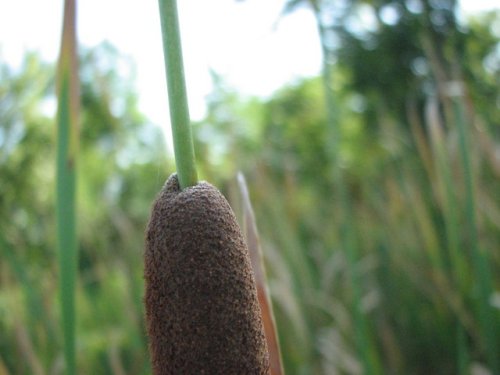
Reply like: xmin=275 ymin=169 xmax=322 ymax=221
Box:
xmin=145 ymin=173 xmax=270 ymax=374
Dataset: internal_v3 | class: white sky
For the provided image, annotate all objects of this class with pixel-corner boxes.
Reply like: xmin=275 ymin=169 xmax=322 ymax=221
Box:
xmin=0 ymin=0 xmax=320 ymax=130
xmin=0 ymin=0 xmax=497 ymax=145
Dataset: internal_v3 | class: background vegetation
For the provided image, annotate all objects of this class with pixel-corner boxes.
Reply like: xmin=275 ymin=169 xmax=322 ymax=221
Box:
xmin=0 ymin=1 xmax=499 ymax=374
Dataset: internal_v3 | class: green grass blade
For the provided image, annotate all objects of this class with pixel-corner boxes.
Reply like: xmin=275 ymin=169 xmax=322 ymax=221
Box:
xmin=158 ymin=0 xmax=197 ymax=189
xmin=454 ymin=96 xmax=498 ymax=374
xmin=56 ymin=1 xmax=79 ymax=373
xmin=426 ymin=97 xmax=470 ymax=373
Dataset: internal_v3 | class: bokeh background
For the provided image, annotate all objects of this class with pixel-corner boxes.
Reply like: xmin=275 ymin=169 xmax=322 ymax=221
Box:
xmin=1 ymin=0 xmax=499 ymax=374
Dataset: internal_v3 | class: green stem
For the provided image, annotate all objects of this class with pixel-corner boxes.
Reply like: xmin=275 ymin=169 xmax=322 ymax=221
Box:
xmin=158 ymin=0 xmax=198 ymax=189
xmin=56 ymin=1 xmax=79 ymax=374
xmin=57 ymin=79 xmax=77 ymax=375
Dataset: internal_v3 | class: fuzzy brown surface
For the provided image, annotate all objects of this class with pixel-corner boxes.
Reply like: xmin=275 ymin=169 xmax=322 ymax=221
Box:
xmin=144 ymin=174 xmax=269 ymax=375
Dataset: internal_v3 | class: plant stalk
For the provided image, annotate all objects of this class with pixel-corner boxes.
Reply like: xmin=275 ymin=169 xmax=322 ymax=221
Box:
xmin=56 ymin=0 xmax=79 ymax=374
xmin=158 ymin=0 xmax=198 ymax=189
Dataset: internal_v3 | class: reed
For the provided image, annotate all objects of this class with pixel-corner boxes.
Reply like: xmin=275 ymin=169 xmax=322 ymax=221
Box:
xmin=56 ymin=0 xmax=79 ymax=373
xmin=144 ymin=1 xmax=270 ymax=373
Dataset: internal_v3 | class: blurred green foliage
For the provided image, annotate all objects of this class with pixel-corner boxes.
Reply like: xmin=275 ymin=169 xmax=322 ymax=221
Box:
xmin=1 ymin=3 xmax=499 ymax=375
xmin=1 ymin=43 xmax=169 ymax=374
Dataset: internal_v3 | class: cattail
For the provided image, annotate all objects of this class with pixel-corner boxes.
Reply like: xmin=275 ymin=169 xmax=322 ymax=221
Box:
xmin=144 ymin=173 xmax=270 ymax=374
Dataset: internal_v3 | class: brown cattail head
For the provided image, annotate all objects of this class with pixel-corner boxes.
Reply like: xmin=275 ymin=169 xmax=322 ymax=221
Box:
xmin=144 ymin=174 xmax=270 ymax=374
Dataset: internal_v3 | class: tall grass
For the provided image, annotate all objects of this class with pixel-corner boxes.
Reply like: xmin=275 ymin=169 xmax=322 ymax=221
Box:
xmin=315 ymin=8 xmax=382 ymax=374
xmin=423 ymin=96 xmax=469 ymax=374
xmin=56 ymin=0 xmax=79 ymax=373
xmin=453 ymin=94 xmax=499 ymax=374
xmin=218 ymin=68 xmax=499 ymax=373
